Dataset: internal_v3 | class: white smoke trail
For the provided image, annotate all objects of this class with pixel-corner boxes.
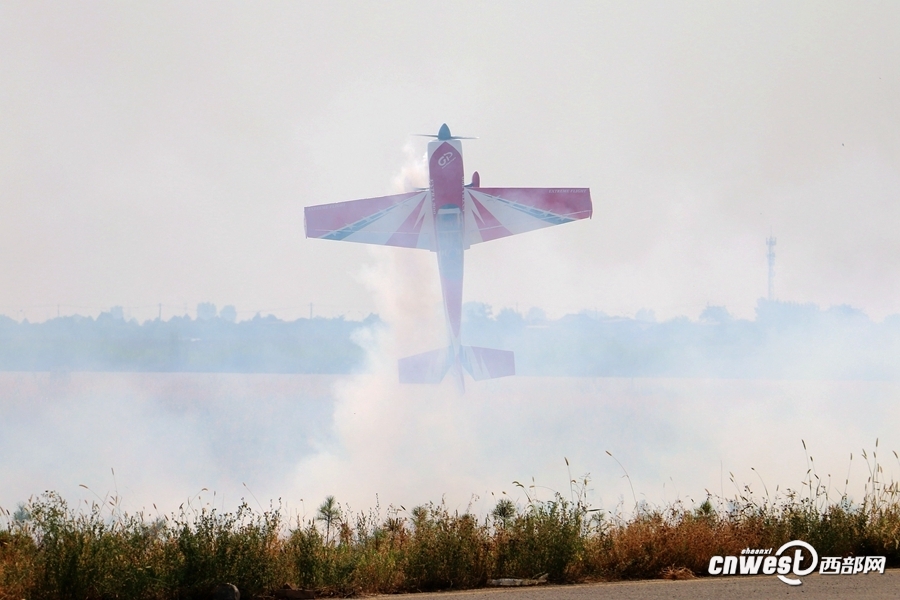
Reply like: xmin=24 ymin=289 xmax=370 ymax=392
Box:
xmin=3 ymin=375 xmax=900 ymax=519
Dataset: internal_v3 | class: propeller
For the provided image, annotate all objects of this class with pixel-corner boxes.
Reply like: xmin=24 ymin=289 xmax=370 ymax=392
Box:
xmin=413 ymin=123 xmax=477 ymax=141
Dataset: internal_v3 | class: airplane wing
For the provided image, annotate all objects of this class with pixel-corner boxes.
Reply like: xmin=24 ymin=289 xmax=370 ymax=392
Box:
xmin=463 ymin=187 xmax=592 ymax=246
xmin=305 ymin=191 xmax=434 ymax=250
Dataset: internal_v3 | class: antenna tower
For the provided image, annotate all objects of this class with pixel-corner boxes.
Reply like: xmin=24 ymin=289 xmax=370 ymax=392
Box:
xmin=766 ymin=236 xmax=777 ymax=301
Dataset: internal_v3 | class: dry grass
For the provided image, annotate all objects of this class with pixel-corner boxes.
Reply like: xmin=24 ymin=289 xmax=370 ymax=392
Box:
xmin=3 ymin=446 xmax=900 ymax=599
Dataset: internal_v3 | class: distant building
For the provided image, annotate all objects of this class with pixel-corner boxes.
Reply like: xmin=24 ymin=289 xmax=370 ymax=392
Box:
xmin=196 ymin=302 xmax=217 ymax=321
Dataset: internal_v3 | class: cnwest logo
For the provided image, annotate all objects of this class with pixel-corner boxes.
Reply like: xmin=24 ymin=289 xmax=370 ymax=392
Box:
xmin=708 ymin=540 xmax=885 ymax=586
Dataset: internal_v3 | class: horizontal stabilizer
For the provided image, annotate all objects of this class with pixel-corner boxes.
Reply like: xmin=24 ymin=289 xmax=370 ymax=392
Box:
xmin=398 ymin=346 xmax=515 ymax=384
xmin=398 ymin=347 xmax=452 ymax=383
xmin=461 ymin=346 xmax=515 ymax=381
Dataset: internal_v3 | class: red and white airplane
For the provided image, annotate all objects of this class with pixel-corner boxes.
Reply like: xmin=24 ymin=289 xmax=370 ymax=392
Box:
xmin=305 ymin=124 xmax=592 ymax=390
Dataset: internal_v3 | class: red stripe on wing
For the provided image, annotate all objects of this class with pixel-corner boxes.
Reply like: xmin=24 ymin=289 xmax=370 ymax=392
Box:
xmin=475 ymin=188 xmax=592 ymax=219
xmin=386 ymin=197 xmax=427 ymax=248
xmin=305 ymin=192 xmax=423 ymax=237
xmin=469 ymin=194 xmax=512 ymax=242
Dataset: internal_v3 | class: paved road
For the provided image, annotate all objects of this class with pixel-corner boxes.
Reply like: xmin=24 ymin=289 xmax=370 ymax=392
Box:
xmin=391 ymin=570 xmax=899 ymax=600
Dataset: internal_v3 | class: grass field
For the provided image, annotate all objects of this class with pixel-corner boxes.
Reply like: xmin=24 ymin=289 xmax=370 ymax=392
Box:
xmin=2 ymin=445 xmax=899 ymax=599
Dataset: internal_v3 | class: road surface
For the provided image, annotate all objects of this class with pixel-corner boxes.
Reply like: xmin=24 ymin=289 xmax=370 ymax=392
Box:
xmin=389 ymin=571 xmax=899 ymax=600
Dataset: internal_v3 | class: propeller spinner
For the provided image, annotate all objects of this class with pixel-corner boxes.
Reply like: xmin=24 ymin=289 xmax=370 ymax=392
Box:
xmin=414 ymin=123 xmax=477 ymax=141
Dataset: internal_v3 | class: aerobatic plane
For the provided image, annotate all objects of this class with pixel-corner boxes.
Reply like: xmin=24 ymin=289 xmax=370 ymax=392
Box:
xmin=304 ymin=124 xmax=592 ymax=390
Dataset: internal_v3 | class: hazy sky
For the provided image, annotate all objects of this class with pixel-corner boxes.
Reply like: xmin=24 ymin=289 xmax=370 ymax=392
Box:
xmin=2 ymin=1 xmax=899 ymax=322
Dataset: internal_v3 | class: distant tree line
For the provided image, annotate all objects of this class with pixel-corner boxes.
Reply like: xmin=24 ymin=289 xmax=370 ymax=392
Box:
xmin=0 ymin=299 xmax=897 ymax=379
xmin=0 ymin=307 xmax=376 ymax=374
xmin=460 ymin=299 xmax=900 ymax=380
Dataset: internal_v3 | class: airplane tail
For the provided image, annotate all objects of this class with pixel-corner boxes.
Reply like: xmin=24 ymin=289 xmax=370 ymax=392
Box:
xmin=398 ymin=347 xmax=453 ymax=384
xmin=460 ymin=346 xmax=515 ymax=381
xmin=398 ymin=346 xmax=515 ymax=384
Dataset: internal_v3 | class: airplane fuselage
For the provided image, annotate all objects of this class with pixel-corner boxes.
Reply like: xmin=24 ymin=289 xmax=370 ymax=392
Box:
xmin=428 ymin=139 xmax=466 ymax=386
